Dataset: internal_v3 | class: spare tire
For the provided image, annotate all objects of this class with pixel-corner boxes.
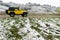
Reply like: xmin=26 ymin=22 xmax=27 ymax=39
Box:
xmin=6 ymin=10 xmax=8 ymax=14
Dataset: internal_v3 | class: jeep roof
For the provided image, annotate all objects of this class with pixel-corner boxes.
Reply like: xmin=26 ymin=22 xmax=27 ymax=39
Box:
xmin=9 ymin=7 xmax=19 ymax=10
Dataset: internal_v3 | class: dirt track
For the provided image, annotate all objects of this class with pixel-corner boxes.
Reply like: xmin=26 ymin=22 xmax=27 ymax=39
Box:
xmin=0 ymin=14 xmax=60 ymax=18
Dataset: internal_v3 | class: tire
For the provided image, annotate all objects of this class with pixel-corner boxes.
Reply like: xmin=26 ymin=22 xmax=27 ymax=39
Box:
xmin=21 ymin=12 xmax=27 ymax=17
xmin=10 ymin=12 xmax=15 ymax=17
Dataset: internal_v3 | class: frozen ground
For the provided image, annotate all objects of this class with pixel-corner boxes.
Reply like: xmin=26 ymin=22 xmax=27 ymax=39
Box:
xmin=0 ymin=17 xmax=60 ymax=40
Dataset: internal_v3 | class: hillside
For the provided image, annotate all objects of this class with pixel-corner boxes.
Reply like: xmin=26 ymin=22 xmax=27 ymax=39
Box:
xmin=0 ymin=17 xmax=60 ymax=40
xmin=56 ymin=7 xmax=60 ymax=13
xmin=0 ymin=0 xmax=58 ymax=14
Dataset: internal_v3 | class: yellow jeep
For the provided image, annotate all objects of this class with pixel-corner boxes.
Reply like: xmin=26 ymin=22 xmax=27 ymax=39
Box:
xmin=6 ymin=7 xmax=28 ymax=17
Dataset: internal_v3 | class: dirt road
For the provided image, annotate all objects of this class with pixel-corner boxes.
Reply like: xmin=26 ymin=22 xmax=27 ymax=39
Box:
xmin=0 ymin=14 xmax=60 ymax=18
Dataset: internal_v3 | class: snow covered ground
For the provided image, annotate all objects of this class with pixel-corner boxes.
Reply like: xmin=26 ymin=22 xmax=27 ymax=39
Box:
xmin=0 ymin=5 xmax=8 ymax=12
xmin=0 ymin=1 xmax=58 ymax=14
xmin=0 ymin=17 xmax=60 ymax=40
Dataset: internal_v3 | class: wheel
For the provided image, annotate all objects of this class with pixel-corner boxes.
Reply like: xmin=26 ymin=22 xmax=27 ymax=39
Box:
xmin=21 ymin=12 xmax=27 ymax=17
xmin=10 ymin=12 xmax=15 ymax=17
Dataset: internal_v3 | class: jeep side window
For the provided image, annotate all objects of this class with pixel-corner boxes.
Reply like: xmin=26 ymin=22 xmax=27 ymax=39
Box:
xmin=9 ymin=7 xmax=14 ymax=11
xmin=15 ymin=9 xmax=18 ymax=10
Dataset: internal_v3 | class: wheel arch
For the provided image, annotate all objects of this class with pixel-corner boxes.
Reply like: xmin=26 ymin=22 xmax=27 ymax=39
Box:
xmin=9 ymin=12 xmax=15 ymax=15
xmin=23 ymin=12 xmax=28 ymax=14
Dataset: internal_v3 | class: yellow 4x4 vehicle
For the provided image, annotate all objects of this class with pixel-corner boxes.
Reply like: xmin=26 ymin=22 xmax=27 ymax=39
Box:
xmin=6 ymin=7 xmax=28 ymax=17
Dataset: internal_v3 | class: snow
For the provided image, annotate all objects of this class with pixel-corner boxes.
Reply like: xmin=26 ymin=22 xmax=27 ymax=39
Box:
xmin=0 ymin=5 xmax=8 ymax=9
xmin=38 ymin=20 xmax=47 ymax=28
xmin=0 ymin=9 xmax=5 ymax=12
xmin=54 ymin=38 xmax=59 ymax=40
xmin=0 ymin=18 xmax=60 ymax=40
xmin=0 ymin=5 xmax=8 ymax=12
xmin=0 ymin=1 xmax=58 ymax=14
xmin=9 ymin=20 xmax=15 ymax=26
